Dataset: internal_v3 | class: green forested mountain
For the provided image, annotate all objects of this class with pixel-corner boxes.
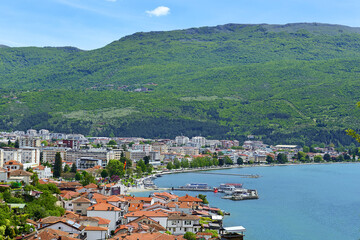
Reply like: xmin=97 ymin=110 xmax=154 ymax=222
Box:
xmin=1 ymin=23 xmax=360 ymax=146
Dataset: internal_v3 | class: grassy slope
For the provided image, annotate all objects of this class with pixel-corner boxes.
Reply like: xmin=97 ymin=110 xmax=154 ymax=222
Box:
xmin=0 ymin=23 xmax=360 ymax=145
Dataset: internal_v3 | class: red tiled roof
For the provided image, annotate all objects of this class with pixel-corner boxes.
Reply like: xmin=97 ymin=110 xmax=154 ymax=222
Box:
xmin=84 ymin=226 xmax=108 ymax=231
xmin=87 ymin=202 xmax=121 ymax=211
xmin=178 ymin=194 xmax=203 ymax=203
xmin=124 ymin=210 xmax=168 ymax=218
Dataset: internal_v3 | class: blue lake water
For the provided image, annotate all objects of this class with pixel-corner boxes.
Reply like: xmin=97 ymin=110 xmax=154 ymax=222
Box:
xmin=135 ymin=163 xmax=360 ymax=240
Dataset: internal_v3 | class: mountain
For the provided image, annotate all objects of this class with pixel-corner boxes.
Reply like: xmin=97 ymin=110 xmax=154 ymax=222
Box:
xmin=1 ymin=23 xmax=360 ymax=146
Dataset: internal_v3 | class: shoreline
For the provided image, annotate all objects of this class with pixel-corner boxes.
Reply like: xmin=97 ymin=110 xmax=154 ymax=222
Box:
xmin=126 ymin=161 xmax=359 ymax=193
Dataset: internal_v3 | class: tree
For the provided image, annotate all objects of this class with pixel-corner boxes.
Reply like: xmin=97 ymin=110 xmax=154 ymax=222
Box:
xmin=31 ymin=172 xmax=39 ymax=186
xmin=137 ymin=159 xmax=147 ymax=172
xmin=237 ymin=157 xmax=244 ymax=165
xmin=173 ymin=158 xmax=181 ymax=169
xmin=101 ymin=169 xmax=109 ymax=178
xmin=323 ymin=153 xmax=331 ymax=162
xmin=75 ymin=172 xmax=82 ymax=181
xmin=53 ymin=152 xmax=62 ymax=178
xmin=108 ymin=140 xmax=117 ymax=146
xmin=70 ymin=163 xmax=77 ymax=173
xmin=63 ymin=164 xmax=70 ymax=173
xmin=314 ymin=155 xmax=323 ymax=163
xmin=184 ymin=232 xmax=196 ymax=240
xmin=181 ymin=159 xmax=189 ymax=168
xmin=14 ymin=139 xmax=19 ymax=148
xmin=166 ymin=162 xmax=174 ymax=170
xmin=143 ymin=156 xmax=150 ymax=165
xmin=265 ymin=155 xmax=274 ymax=164
xmin=224 ymin=156 xmax=233 ymax=165
xmin=276 ymin=153 xmax=288 ymax=164
xmin=198 ymin=194 xmax=209 ymax=204
xmin=106 ymin=160 xmax=125 ymax=177
xmin=303 ymin=146 xmax=310 ymax=153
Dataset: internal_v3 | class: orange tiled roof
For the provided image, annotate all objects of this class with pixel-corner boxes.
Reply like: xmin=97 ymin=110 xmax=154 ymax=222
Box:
xmin=128 ymin=203 xmax=143 ymax=212
xmin=177 ymin=194 xmax=203 ymax=202
xmin=107 ymin=195 xmax=122 ymax=202
xmin=110 ymin=232 xmax=185 ymax=240
xmin=87 ymin=202 xmax=121 ymax=211
xmin=93 ymin=217 xmax=111 ymax=225
xmin=124 ymin=210 xmax=168 ymax=218
xmin=72 ymin=197 xmax=92 ymax=203
xmin=4 ymin=160 xmax=23 ymax=166
xmin=84 ymin=183 xmax=98 ymax=189
xmin=84 ymin=226 xmax=108 ymax=231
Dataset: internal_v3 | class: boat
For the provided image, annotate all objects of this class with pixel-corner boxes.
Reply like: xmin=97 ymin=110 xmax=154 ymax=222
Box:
xmin=221 ymin=189 xmax=259 ymax=201
xmin=218 ymin=183 xmax=243 ymax=194
xmin=172 ymin=183 xmax=214 ymax=192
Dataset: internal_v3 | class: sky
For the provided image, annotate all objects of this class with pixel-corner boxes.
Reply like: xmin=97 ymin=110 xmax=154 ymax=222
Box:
xmin=1 ymin=0 xmax=360 ymax=50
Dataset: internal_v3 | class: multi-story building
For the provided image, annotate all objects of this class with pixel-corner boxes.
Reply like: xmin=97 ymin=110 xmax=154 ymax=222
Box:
xmin=175 ymin=136 xmax=189 ymax=146
xmin=151 ymin=142 xmax=168 ymax=154
xmin=76 ymin=157 xmax=105 ymax=170
xmin=132 ymin=144 xmax=152 ymax=154
xmin=42 ymin=147 xmax=68 ymax=164
xmin=191 ymin=136 xmax=206 ymax=147
xmin=66 ymin=149 xmax=114 ymax=164
xmin=19 ymin=137 xmax=41 ymax=148
xmin=125 ymin=150 xmax=147 ymax=162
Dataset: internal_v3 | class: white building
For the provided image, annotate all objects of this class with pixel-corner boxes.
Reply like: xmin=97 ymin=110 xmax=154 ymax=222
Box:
xmin=124 ymin=211 xmax=169 ymax=229
xmin=132 ymin=144 xmax=152 ymax=154
xmin=175 ymin=136 xmax=190 ymax=146
xmin=84 ymin=226 xmax=109 ymax=240
xmin=167 ymin=213 xmax=201 ymax=235
xmin=32 ymin=165 xmax=52 ymax=179
xmin=191 ymin=136 xmax=206 ymax=147
xmin=87 ymin=202 xmax=121 ymax=231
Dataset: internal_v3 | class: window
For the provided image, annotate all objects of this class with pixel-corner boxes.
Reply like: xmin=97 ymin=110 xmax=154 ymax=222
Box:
xmin=77 ymin=203 xmax=81 ymax=206
xmin=69 ymin=204 xmax=72 ymax=206
xmin=184 ymin=220 xmax=192 ymax=225
xmin=58 ymin=227 xmax=62 ymax=230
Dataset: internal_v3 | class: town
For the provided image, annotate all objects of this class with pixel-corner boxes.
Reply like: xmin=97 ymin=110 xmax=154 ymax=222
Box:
xmin=0 ymin=129 xmax=357 ymax=240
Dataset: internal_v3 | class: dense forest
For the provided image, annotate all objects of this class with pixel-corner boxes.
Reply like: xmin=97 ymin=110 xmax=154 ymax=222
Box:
xmin=1 ymin=23 xmax=360 ymax=146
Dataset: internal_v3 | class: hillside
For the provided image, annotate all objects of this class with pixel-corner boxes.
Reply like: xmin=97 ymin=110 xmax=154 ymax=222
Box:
xmin=1 ymin=23 xmax=360 ymax=146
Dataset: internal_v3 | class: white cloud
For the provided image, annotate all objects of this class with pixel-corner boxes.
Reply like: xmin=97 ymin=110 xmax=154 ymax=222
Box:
xmin=146 ymin=6 xmax=170 ymax=17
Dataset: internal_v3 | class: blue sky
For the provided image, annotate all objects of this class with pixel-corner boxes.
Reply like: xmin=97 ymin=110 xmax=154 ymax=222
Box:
xmin=1 ymin=0 xmax=360 ymax=50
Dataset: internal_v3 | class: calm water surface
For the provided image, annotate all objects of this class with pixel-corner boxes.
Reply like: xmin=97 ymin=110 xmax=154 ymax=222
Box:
xmin=136 ymin=163 xmax=360 ymax=240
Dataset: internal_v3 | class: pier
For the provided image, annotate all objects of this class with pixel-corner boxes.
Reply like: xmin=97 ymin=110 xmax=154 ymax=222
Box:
xmin=194 ymin=172 xmax=260 ymax=178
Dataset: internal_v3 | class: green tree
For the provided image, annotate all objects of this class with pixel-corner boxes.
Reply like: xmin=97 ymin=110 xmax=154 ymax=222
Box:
xmin=276 ymin=153 xmax=288 ymax=164
xmin=173 ymin=158 xmax=181 ymax=169
xmin=70 ymin=163 xmax=77 ymax=173
xmin=303 ymin=146 xmax=310 ymax=153
xmin=265 ymin=155 xmax=274 ymax=164
xmin=53 ymin=152 xmax=62 ymax=178
xmin=224 ymin=156 xmax=233 ymax=165
xmin=136 ymin=159 xmax=147 ymax=172
xmin=31 ymin=172 xmax=39 ymax=186
xmin=143 ymin=156 xmax=150 ymax=165
xmin=166 ymin=162 xmax=174 ymax=170
xmin=314 ymin=155 xmax=323 ymax=163
xmin=75 ymin=172 xmax=82 ymax=181
xmin=108 ymin=140 xmax=117 ymax=146
xmin=106 ymin=160 xmax=125 ymax=177
xmin=198 ymin=194 xmax=209 ymax=204
xmin=323 ymin=153 xmax=331 ymax=162
xmin=101 ymin=169 xmax=109 ymax=178
xmin=14 ymin=139 xmax=19 ymax=148
xmin=237 ymin=157 xmax=244 ymax=165
xmin=184 ymin=232 xmax=196 ymax=240
xmin=63 ymin=164 xmax=70 ymax=173
xmin=181 ymin=159 xmax=189 ymax=168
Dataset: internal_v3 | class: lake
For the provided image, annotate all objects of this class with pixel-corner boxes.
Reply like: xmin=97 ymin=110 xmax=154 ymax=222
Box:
xmin=135 ymin=163 xmax=360 ymax=240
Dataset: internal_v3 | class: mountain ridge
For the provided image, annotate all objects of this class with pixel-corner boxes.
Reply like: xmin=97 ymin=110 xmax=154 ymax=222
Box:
xmin=0 ymin=22 xmax=360 ymax=146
